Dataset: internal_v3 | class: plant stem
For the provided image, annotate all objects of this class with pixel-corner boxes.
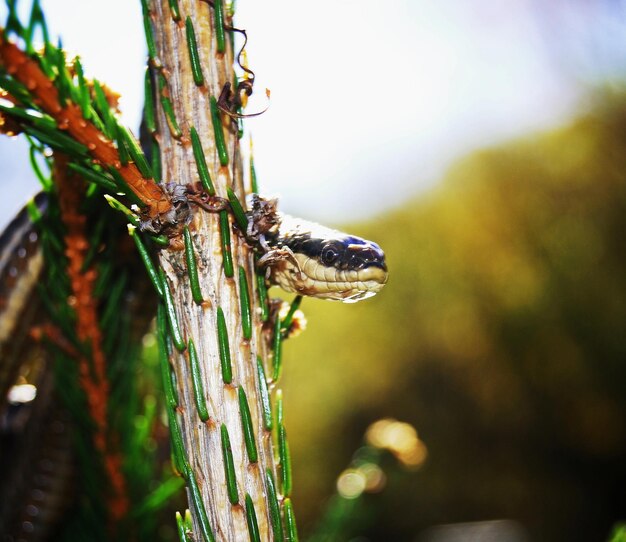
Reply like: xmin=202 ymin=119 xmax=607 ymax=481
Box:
xmin=150 ymin=0 xmax=279 ymax=538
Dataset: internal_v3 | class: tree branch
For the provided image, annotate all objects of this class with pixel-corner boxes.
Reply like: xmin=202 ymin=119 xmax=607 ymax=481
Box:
xmin=149 ymin=1 xmax=280 ymax=539
xmin=0 ymin=30 xmax=171 ymax=219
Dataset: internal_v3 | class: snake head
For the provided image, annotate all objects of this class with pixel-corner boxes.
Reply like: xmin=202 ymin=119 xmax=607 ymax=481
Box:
xmin=269 ymin=215 xmax=388 ymax=303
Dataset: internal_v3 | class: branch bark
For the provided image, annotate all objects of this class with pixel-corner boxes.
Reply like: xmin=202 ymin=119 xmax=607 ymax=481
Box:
xmin=150 ymin=2 xmax=278 ymax=539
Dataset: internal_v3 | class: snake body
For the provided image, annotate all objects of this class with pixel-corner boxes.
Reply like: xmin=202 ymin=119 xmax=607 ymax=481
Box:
xmin=0 ymin=193 xmax=46 ymax=401
xmin=0 ymin=193 xmax=75 ymax=541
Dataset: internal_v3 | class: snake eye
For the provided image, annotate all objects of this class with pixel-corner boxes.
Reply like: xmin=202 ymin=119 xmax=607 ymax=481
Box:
xmin=321 ymin=244 xmax=340 ymax=266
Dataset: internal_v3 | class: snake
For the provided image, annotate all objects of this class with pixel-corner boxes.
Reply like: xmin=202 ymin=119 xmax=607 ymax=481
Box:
xmin=246 ymin=195 xmax=388 ymax=303
xmin=261 ymin=213 xmax=388 ymax=303
xmin=0 ymin=193 xmax=388 ymax=391
xmin=0 ymin=191 xmax=387 ymax=537
xmin=0 ymin=194 xmax=389 ymax=390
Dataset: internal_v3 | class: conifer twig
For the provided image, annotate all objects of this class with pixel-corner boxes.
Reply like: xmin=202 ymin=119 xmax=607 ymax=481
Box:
xmin=0 ymin=30 xmax=171 ymax=220
xmin=54 ymin=154 xmax=129 ymax=522
xmin=147 ymin=0 xmax=282 ymax=538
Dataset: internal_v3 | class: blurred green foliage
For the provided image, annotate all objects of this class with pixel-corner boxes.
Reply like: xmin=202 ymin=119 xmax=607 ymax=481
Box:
xmin=283 ymin=95 xmax=626 ymax=541
xmin=610 ymin=524 xmax=626 ymax=542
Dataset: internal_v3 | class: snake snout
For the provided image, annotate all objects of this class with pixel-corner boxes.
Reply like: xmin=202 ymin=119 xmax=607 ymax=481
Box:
xmin=347 ymin=242 xmax=387 ymax=272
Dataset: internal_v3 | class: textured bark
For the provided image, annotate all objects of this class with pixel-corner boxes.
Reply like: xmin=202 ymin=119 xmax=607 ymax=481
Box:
xmin=150 ymin=1 xmax=277 ymax=540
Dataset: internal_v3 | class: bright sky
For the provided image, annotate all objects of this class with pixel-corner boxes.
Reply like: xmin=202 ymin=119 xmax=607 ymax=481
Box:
xmin=0 ymin=0 xmax=621 ymax=226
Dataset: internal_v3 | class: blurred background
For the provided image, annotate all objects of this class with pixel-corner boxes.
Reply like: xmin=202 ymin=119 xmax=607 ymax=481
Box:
xmin=2 ymin=1 xmax=626 ymax=540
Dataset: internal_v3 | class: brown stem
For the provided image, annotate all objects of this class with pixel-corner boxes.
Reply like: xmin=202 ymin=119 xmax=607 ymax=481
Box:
xmin=54 ymin=154 xmax=129 ymax=523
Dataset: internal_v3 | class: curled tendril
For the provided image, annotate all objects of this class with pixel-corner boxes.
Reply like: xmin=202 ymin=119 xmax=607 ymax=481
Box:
xmin=217 ymin=82 xmax=270 ymax=121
